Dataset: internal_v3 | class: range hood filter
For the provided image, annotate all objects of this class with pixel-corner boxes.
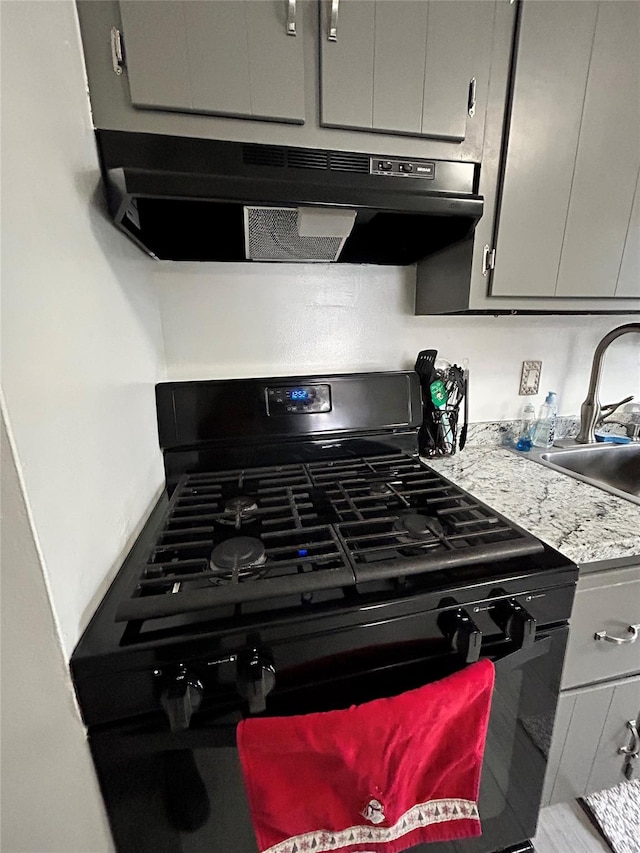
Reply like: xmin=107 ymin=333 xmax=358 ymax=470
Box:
xmin=243 ymin=206 xmax=356 ymax=262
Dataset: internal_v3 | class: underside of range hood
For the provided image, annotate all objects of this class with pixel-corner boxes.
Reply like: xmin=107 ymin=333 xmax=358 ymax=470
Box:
xmin=96 ymin=131 xmax=483 ymax=265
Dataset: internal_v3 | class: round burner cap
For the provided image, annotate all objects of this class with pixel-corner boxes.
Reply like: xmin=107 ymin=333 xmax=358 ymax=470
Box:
xmin=224 ymin=496 xmax=258 ymax=515
xmin=395 ymin=513 xmax=431 ymax=538
xmin=211 ymin=537 xmax=266 ymax=571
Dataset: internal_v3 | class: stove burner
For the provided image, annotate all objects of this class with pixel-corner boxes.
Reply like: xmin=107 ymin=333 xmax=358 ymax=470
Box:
xmin=219 ymin=496 xmax=259 ymax=528
xmin=369 ymin=482 xmax=394 ymax=496
xmin=393 ymin=513 xmax=443 ymax=544
xmin=210 ymin=537 xmax=267 ymax=583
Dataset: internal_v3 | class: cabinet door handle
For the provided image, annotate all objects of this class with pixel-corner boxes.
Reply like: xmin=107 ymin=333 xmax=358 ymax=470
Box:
xmin=110 ymin=27 xmax=124 ymax=76
xmin=468 ymin=78 xmax=477 ymax=117
xmin=594 ymin=623 xmax=640 ymax=645
xmin=482 ymin=244 xmax=496 ymax=276
xmin=618 ymin=720 xmax=639 ymax=757
xmin=286 ymin=0 xmax=297 ymax=36
xmin=328 ymin=0 xmax=339 ymax=42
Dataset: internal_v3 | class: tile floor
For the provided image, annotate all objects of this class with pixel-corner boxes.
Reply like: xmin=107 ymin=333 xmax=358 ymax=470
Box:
xmin=533 ymin=800 xmax=611 ymax=853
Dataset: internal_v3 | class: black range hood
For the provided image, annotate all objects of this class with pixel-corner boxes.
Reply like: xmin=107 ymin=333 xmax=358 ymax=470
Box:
xmin=96 ymin=130 xmax=483 ymax=264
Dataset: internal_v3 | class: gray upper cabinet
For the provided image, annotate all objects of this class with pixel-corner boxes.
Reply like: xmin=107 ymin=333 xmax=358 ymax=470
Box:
xmin=319 ymin=0 xmax=495 ymax=141
xmin=490 ymin=0 xmax=640 ymax=300
xmin=617 ymin=172 xmax=640 ymax=297
xmin=117 ymin=0 xmax=305 ymax=123
xmin=77 ymin=0 xmax=498 ymax=163
xmin=555 ymin=1 xmax=640 ymax=298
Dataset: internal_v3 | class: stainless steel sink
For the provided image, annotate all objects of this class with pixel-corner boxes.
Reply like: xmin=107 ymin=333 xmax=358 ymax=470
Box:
xmin=538 ymin=442 xmax=640 ymax=505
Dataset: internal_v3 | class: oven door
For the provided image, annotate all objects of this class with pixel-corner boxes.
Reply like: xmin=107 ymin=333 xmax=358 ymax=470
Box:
xmin=90 ymin=626 xmax=567 ymax=853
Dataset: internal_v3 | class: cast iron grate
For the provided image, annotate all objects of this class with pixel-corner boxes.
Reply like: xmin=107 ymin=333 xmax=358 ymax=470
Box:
xmin=115 ymin=455 xmax=543 ymax=623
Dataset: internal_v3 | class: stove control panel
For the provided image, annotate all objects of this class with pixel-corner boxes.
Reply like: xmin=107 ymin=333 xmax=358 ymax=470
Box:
xmin=370 ymin=156 xmax=436 ymax=179
xmin=266 ymin=384 xmax=332 ymax=415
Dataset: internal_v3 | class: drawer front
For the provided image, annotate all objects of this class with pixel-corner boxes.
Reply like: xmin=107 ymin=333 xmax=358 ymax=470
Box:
xmin=562 ymin=565 xmax=640 ymax=690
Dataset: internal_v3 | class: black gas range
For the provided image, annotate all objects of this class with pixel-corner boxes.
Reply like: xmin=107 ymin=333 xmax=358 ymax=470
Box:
xmin=72 ymin=371 xmax=578 ymax=853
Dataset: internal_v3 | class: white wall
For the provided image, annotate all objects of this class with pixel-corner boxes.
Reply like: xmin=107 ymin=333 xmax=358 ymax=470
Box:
xmin=1 ymin=0 xmax=165 ymax=657
xmin=1 ymin=411 xmax=114 ymax=853
xmin=155 ymin=263 xmax=640 ymax=421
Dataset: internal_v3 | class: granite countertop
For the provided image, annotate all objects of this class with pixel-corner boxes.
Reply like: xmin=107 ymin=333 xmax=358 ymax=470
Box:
xmin=426 ymin=447 xmax=640 ymax=567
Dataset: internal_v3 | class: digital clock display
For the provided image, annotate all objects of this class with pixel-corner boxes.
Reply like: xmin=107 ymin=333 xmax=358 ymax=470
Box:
xmin=288 ymin=389 xmax=309 ymax=401
xmin=266 ymin=384 xmax=331 ymax=415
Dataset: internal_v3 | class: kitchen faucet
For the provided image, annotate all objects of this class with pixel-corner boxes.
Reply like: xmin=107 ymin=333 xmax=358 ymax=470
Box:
xmin=576 ymin=323 xmax=640 ymax=444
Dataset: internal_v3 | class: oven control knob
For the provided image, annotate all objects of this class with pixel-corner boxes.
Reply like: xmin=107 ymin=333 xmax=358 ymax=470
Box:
xmin=237 ymin=648 xmax=276 ymax=714
xmin=437 ymin=608 xmax=483 ymax=663
xmin=160 ymin=669 xmax=204 ymax=732
xmin=491 ymin=600 xmax=536 ymax=649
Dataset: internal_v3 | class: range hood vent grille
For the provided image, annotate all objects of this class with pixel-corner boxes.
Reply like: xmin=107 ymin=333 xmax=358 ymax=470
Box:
xmin=242 ymin=144 xmax=369 ymax=174
xmin=242 ymin=144 xmax=286 ymax=168
xmin=328 ymin=152 xmax=369 ymax=173
xmin=288 ymin=149 xmax=329 ymax=170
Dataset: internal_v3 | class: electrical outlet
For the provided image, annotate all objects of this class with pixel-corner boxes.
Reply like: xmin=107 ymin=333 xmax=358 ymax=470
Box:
xmin=519 ymin=361 xmax=542 ymax=395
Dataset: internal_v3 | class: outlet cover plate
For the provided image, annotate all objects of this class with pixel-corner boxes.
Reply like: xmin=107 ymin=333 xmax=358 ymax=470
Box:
xmin=520 ymin=361 xmax=542 ymax=395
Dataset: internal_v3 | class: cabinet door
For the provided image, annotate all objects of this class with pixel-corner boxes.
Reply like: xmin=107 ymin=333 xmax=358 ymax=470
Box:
xmin=545 ymin=675 xmax=640 ymax=805
xmin=118 ymin=1 xmax=305 ymax=123
xmin=615 ymin=169 xmax=640 ymax=298
xmin=319 ymin=0 xmax=495 ymax=141
xmin=587 ymin=681 xmax=640 ymax=794
xmin=548 ymin=686 xmax=613 ymax=805
xmin=490 ymin=0 xmax=598 ymax=297
xmin=555 ymin=0 xmax=640 ymax=297
xmin=491 ymin=0 xmax=640 ymax=300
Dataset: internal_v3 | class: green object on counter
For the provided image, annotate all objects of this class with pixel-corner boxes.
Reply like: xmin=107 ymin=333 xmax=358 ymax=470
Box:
xmin=430 ymin=379 xmax=447 ymax=407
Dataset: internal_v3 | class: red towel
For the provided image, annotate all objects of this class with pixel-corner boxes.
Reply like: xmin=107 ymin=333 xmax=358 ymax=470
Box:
xmin=237 ymin=658 xmax=494 ymax=853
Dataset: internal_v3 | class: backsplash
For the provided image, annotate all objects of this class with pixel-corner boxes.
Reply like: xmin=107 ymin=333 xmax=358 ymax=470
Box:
xmin=154 ymin=262 xmax=639 ymax=421
xmin=465 ymin=417 xmax=580 ymax=448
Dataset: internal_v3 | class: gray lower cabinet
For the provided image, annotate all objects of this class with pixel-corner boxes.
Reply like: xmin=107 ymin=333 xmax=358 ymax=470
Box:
xmin=543 ymin=676 xmax=640 ymax=806
xmin=542 ymin=563 xmax=640 ymax=806
xmin=117 ymin=0 xmax=305 ymax=123
xmin=490 ymin=0 xmax=640 ymax=301
xmin=319 ymin=0 xmax=495 ymax=142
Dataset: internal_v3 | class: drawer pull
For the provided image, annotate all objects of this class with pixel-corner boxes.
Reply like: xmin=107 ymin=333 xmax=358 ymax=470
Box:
xmin=594 ymin=624 xmax=640 ymax=645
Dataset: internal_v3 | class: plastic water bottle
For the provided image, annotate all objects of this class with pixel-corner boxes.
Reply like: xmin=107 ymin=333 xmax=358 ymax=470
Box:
xmin=532 ymin=392 xmax=558 ymax=448
xmin=516 ymin=403 xmax=536 ymax=451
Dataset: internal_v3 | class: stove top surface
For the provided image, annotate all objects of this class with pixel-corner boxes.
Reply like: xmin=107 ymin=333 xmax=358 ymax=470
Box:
xmin=111 ymin=451 xmax=544 ymax=626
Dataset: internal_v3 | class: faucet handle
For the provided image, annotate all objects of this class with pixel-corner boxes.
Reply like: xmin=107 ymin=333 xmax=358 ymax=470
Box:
xmin=597 ymin=395 xmax=635 ymax=425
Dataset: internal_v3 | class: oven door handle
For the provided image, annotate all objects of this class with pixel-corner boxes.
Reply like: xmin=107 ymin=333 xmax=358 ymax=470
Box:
xmin=492 ymin=635 xmax=551 ymax=674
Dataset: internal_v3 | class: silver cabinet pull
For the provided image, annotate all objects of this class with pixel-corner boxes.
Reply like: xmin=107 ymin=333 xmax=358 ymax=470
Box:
xmin=618 ymin=719 xmax=639 ymax=757
xmin=594 ymin=623 xmax=640 ymax=645
xmin=328 ymin=0 xmax=339 ymax=42
xmin=482 ymin=244 xmax=496 ymax=277
xmin=286 ymin=0 xmax=297 ymax=36
xmin=619 ymin=719 xmax=639 ymax=777
xmin=468 ymin=78 xmax=477 ymax=117
xmin=110 ymin=27 xmax=124 ymax=76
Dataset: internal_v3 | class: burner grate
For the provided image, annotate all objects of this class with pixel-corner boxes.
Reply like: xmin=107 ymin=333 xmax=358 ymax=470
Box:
xmin=115 ymin=453 xmax=544 ymax=623
xmin=114 ymin=468 xmax=355 ymax=622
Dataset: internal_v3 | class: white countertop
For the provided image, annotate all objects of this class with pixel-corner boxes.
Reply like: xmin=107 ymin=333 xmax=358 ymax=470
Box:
xmin=426 ymin=447 xmax=640 ymax=566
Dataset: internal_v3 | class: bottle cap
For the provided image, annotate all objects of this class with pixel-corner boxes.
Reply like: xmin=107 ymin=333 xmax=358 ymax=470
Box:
xmin=544 ymin=392 xmax=557 ymax=405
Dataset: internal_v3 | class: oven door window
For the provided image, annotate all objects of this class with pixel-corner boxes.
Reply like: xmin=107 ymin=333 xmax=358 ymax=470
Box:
xmin=90 ymin=626 xmax=567 ymax=853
